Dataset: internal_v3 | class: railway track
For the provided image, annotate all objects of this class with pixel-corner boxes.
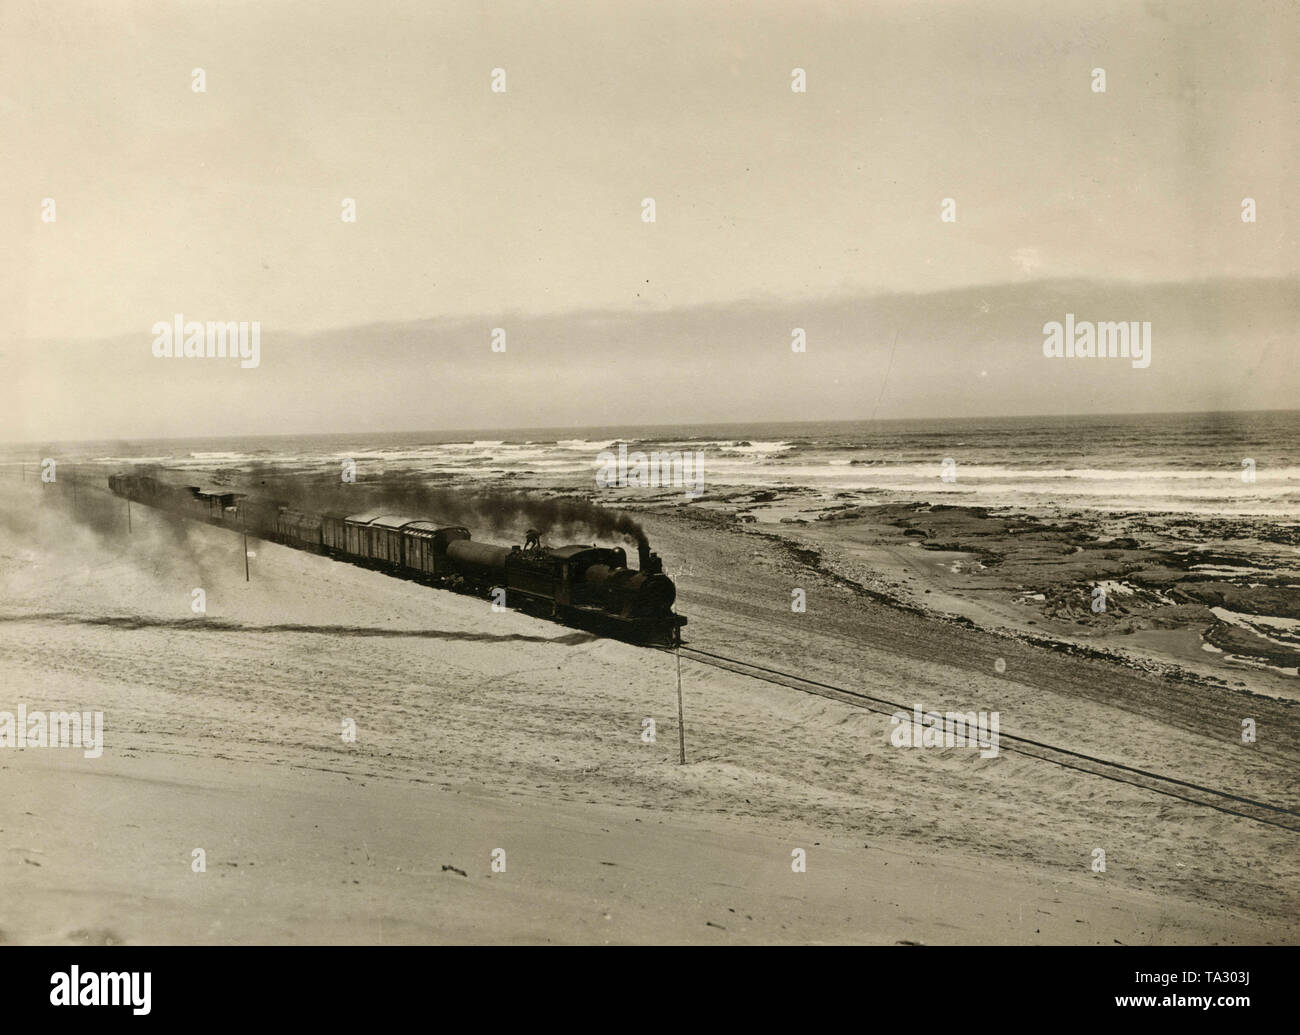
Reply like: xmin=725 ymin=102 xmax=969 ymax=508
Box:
xmin=665 ymin=643 xmax=1300 ymax=835
xmin=33 ymin=472 xmax=1300 ymax=832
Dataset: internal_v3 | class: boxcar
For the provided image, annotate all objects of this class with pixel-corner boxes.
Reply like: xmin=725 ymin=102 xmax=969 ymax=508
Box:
xmin=342 ymin=511 xmax=385 ymax=559
xmin=239 ymin=497 xmax=279 ymax=536
xmin=185 ymin=487 xmax=245 ymax=525
xmin=277 ymin=507 xmax=323 ymax=549
xmin=368 ymin=515 xmax=420 ymax=568
xmin=402 ymin=521 xmax=470 ymax=576
xmin=321 ymin=513 xmax=347 ymax=554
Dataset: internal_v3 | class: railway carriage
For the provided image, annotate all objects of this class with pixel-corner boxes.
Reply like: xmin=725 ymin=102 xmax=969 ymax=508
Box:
xmin=401 ymin=520 xmax=470 ymax=576
xmin=237 ymin=497 xmax=279 ymax=534
xmin=181 ymin=487 xmax=246 ymax=526
xmin=342 ymin=511 xmax=385 ymax=560
xmin=321 ymin=512 xmax=347 ymax=554
xmin=367 ymin=515 xmax=418 ymax=568
xmin=276 ymin=507 xmax=323 ymax=550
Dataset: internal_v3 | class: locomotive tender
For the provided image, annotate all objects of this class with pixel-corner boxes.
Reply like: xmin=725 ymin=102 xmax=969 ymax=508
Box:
xmin=107 ymin=471 xmax=686 ymax=643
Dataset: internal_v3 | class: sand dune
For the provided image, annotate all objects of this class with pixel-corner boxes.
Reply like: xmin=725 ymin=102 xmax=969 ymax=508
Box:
xmin=1 ymin=483 xmax=1297 ymax=943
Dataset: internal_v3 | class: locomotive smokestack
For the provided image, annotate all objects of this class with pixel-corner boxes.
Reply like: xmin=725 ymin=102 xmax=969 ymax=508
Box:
xmin=638 ymin=541 xmax=663 ymax=574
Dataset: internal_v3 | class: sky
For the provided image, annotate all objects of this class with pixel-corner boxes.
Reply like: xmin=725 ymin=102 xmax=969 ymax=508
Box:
xmin=1 ymin=0 xmax=1297 ymax=439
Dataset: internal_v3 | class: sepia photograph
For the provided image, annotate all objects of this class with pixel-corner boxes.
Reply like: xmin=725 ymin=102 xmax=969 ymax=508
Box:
xmin=1 ymin=0 xmax=1296 ymax=1013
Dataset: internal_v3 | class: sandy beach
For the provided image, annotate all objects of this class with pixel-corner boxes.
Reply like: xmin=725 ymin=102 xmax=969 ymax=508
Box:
xmin=4 ymin=0 xmax=1298 ymax=1005
xmin=2 ymin=477 xmax=1297 ymax=944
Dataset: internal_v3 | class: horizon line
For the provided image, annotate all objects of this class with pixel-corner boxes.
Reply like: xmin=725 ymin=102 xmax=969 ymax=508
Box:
xmin=9 ymin=405 xmax=1300 ymax=450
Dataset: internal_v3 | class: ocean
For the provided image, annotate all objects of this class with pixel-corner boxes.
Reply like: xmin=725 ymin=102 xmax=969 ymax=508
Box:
xmin=9 ymin=410 xmax=1300 ymax=518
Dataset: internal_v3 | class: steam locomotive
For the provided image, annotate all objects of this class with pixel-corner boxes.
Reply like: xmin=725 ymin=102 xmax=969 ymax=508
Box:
xmin=107 ymin=471 xmax=686 ymax=643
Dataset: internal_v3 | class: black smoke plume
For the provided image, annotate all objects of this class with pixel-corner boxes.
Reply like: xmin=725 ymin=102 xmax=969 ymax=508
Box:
xmin=241 ymin=465 xmax=649 ymax=549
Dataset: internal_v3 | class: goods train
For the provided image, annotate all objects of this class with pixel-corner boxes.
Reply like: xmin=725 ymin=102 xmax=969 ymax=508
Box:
xmin=107 ymin=471 xmax=686 ymax=643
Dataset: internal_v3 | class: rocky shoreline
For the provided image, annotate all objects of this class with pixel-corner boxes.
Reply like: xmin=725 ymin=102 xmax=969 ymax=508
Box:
xmin=86 ymin=461 xmax=1300 ymax=694
xmin=614 ymin=486 xmax=1300 ymax=699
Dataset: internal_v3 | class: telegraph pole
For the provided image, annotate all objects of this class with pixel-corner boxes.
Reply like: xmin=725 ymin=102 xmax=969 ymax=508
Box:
xmin=675 ymin=637 xmax=687 ymax=765
xmin=126 ymin=498 xmax=131 ymax=533
xmin=242 ymin=509 xmax=250 ymax=582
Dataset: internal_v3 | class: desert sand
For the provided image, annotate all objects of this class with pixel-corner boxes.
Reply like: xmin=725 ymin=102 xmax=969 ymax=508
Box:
xmin=1 ymin=479 xmax=1297 ymax=944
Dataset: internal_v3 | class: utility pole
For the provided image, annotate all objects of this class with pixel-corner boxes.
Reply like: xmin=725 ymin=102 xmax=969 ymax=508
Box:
xmin=675 ymin=639 xmax=687 ymax=765
xmin=242 ymin=509 xmax=250 ymax=582
xmin=126 ymin=498 xmax=131 ymax=533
